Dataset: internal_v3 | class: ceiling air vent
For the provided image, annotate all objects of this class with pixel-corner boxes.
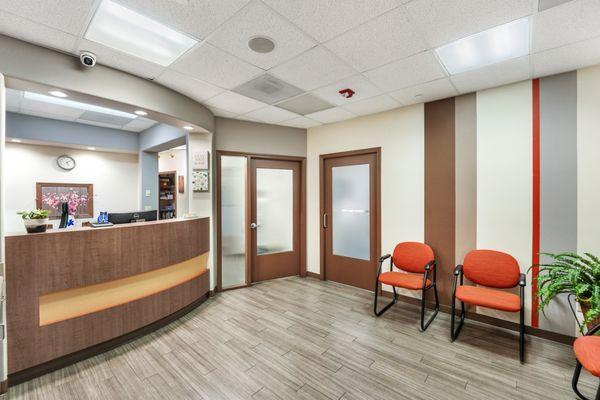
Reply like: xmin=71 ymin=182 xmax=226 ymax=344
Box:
xmin=233 ymin=74 xmax=303 ymax=105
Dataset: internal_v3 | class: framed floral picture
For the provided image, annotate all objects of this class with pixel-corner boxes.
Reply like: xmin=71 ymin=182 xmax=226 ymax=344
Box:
xmin=192 ymin=170 xmax=209 ymax=192
xmin=36 ymin=182 xmax=94 ymax=219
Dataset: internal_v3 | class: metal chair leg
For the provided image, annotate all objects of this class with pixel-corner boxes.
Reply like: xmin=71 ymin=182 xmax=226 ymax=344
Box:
xmin=519 ymin=306 xmax=525 ymax=363
xmin=374 ymin=282 xmax=396 ymax=317
xmin=572 ymin=361 xmax=593 ymax=400
xmin=420 ymin=284 xmax=439 ymax=331
xmin=450 ymin=294 xmax=465 ymax=342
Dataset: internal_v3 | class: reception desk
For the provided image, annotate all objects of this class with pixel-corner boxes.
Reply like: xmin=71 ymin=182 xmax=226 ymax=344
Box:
xmin=5 ymin=217 xmax=210 ymax=383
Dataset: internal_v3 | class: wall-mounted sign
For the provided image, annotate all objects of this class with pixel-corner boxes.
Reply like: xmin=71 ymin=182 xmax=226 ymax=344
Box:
xmin=192 ymin=151 xmax=209 ymax=170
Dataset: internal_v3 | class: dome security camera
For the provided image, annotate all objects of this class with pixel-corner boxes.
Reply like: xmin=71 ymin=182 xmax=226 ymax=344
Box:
xmin=80 ymin=51 xmax=97 ymax=68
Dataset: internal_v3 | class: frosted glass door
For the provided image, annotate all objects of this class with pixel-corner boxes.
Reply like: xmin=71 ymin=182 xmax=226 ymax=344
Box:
xmin=220 ymin=155 xmax=247 ymax=288
xmin=332 ymin=164 xmax=370 ymax=260
xmin=256 ymin=168 xmax=293 ymax=255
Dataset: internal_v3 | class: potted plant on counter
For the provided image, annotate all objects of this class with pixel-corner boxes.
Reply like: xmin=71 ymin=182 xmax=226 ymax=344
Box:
xmin=17 ymin=209 xmax=51 ymax=233
xmin=534 ymin=252 xmax=600 ymax=332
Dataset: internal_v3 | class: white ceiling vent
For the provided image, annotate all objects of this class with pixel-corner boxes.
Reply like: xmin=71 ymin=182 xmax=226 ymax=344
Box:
xmin=78 ymin=111 xmax=133 ymax=126
xmin=233 ymin=74 xmax=303 ymax=104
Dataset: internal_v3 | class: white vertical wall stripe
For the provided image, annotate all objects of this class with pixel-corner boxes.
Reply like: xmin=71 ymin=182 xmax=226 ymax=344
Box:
xmin=577 ymin=65 xmax=600 ymax=257
xmin=476 ymin=81 xmax=533 ymax=324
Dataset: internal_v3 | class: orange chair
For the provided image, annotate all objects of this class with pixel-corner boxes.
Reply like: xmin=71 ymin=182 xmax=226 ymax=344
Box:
xmin=374 ymin=242 xmax=439 ymax=331
xmin=572 ymin=322 xmax=600 ymax=400
xmin=451 ymin=250 xmax=526 ymax=362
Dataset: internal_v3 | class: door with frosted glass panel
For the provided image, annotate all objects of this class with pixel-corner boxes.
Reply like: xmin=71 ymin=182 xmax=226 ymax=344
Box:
xmin=323 ymin=152 xmax=378 ymax=291
xmin=251 ymin=159 xmax=300 ymax=282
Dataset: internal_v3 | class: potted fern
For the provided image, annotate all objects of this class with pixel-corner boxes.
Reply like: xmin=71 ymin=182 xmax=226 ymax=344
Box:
xmin=17 ymin=209 xmax=51 ymax=233
xmin=534 ymin=252 xmax=600 ymax=332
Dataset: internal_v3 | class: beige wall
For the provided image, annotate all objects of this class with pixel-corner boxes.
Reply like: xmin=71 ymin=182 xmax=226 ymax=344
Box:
xmin=215 ymin=117 xmax=306 ymax=157
xmin=306 ymin=105 xmax=425 ymax=278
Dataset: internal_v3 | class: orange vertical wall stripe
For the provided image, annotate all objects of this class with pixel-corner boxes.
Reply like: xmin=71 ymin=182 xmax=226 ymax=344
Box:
xmin=531 ymin=78 xmax=540 ymax=328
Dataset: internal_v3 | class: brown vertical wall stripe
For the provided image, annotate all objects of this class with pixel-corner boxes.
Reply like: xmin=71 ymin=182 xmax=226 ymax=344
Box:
xmin=424 ymin=98 xmax=456 ymax=305
xmin=454 ymin=94 xmax=477 ymax=268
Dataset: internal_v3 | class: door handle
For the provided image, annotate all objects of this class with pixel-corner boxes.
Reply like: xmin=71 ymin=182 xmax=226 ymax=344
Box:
xmin=250 ymin=222 xmax=260 ymax=229
xmin=323 ymin=213 xmax=328 ymax=229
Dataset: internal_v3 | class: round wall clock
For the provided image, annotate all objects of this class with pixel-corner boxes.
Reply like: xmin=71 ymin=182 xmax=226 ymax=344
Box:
xmin=57 ymin=155 xmax=76 ymax=171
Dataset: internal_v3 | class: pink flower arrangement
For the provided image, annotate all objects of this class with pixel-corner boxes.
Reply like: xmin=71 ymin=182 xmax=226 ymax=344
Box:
xmin=42 ymin=190 xmax=88 ymax=216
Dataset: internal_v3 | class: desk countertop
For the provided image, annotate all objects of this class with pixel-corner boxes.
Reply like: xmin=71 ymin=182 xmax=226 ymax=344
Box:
xmin=5 ymin=216 xmax=203 ymax=237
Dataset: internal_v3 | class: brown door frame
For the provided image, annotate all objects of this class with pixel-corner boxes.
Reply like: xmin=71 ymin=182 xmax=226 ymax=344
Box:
xmin=319 ymin=147 xmax=381 ymax=286
xmin=216 ymin=150 xmax=307 ymax=292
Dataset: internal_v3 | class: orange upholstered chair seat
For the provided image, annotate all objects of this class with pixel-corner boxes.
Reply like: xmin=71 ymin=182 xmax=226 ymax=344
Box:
xmin=455 ymin=285 xmax=521 ymax=312
xmin=574 ymin=336 xmax=600 ymax=377
xmin=378 ymin=271 xmax=431 ymax=290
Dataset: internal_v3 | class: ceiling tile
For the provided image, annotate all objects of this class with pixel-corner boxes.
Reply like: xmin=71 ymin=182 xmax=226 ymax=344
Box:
xmin=342 ymin=94 xmax=400 ymax=116
xmin=262 ymin=0 xmax=405 ymax=42
xmin=0 ymin=0 xmax=95 ymax=35
xmin=325 ymin=7 xmax=427 ymax=72
xmin=533 ymin=36 xmax=600 ymax=78
xmin=233 ymin=74 xmax=303 ymax=104
xmin=122 ymin=117 xmax=157 ymax=132
xmin=5 ymin=88 xmax=22 ymax=110
xmin=306 ymin=107 xmax=356 ymax=124
xmin=171 ymin=43 xmax=263 ymax=89
xmin=205 ymin=91 xmax=267 ymax=115
xmin=74 ymin=39 xmax=165 ymax=79
xmin=390 ymin=78 xmax=458 ymax=105
xmin=208 ymin=107 xmax=238 ymax=118
xmin=364 ymin=51 xmax=447 ymax=91
xmin=270 ymin=46 xmax=355 ymax=91
xmin=115 ymin=0 xmax=251 ymax=40
xmin=450 ymin=56 xmax=531 ymax=94
xmin=312 ymin=75 xmax=383 ymax=106
xmin=243 ymin=106 xmax=299 ymax=124
xmin=156 ymin=69 xmax=225 ymax=102
xmin=0 ymin=10 xmax=78 ymax=53
xmin=276 ymin=93 xmax=334 ymax=115
xmin=208 ymin=1 xmax=316 ymax=69
xmin=280 ymin=116 xmax=321 ymax=129
xmin=532 ymin=0 xmax=600 ymax=53
xmin=20 ymin=98 xmax=84 ymax=119
xmin=18 ymin=109 xmax=79 ymax=122
xmin=406 ymin=0 xmax=537 ymax=47
xmin=538 ymin=0 xmax=576 ymax=11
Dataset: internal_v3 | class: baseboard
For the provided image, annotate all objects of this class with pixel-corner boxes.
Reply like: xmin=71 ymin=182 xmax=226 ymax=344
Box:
xmin=8 ymin=292 xmax=210 ymax=387
xmin=305 ymin=271 xmax=322 ymax=280
xmin=380 ymin=290 xmax=575 ymax=345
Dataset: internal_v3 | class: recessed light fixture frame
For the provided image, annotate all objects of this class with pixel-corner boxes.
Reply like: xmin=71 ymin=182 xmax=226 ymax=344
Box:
xmin=85 ymin=0 xmax=197 ymax=66
xmin=435 ymin=17 xmax=530 ymax=75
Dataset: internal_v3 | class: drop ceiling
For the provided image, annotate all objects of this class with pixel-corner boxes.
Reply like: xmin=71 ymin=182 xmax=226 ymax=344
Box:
xmin=1 ymin=0 xmax=599 ymax=128
xmin=5 ymin=88 xmax=157 ymax=132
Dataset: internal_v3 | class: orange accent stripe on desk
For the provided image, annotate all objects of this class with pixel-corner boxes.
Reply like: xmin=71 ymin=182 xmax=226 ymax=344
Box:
xmin=39 ymin=253 xmax=209 ymax=326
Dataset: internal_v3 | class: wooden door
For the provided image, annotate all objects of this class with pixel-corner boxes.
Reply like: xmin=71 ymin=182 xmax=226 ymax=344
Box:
xmin=251 ymin=159 xmax=301 ymax=282
xmin=323 ymin=152 xmax=379 ymax=290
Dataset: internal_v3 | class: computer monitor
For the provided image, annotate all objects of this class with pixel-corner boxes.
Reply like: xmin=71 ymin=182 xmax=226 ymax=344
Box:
xmin=108 ymin=210 xmax=158 ymax=225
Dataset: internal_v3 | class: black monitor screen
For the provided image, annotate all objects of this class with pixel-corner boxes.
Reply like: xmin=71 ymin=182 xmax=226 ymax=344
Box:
xmin=108 ymin=210 xmax=158 ymax=225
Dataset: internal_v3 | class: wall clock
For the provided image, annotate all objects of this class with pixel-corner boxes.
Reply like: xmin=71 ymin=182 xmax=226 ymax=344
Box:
xmin=57 ymin=155 xmax=76 ymax=171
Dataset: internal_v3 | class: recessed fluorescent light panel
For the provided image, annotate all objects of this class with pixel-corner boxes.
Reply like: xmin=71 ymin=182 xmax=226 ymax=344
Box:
xmin=23 ymin=92 xmax=137 ymax=119
xmin=435 ymin=18 xmax=530 ymax=75
xmin=85 ymin=0 xmax=197 ymax=66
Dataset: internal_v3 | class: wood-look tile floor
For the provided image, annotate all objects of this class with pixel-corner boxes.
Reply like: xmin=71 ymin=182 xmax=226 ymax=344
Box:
xmin=7 ymin=277 xmax=599 ymax=400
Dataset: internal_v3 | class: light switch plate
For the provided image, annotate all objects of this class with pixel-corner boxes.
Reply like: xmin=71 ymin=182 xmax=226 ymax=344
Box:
xmin=145 ymin=190 xmax=151 ymax=197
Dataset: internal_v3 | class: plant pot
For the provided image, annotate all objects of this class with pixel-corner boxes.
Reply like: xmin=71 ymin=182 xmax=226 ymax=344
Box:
xmin=23 ymin=218 xmax=49 ymax=234
xmin=580 ymin=301 xmax=600 ymax=331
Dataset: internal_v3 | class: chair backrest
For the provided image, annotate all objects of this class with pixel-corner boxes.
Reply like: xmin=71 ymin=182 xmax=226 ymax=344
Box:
xmin=463 ymin=250 xmax=520 ymax=288
xmin=392 ymin=242 xmax=434 ymax=273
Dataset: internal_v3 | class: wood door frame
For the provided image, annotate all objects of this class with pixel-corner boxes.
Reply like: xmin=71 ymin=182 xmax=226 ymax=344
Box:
xmin=319 ymin=147 xmax=382 ymax=283
xmin=216 ymin=150 xmax=307 ymax=292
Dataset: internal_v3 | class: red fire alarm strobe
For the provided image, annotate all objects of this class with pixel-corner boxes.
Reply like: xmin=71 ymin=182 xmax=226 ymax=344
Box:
xmin=339 ymin=88 xmax=355 ymax=99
